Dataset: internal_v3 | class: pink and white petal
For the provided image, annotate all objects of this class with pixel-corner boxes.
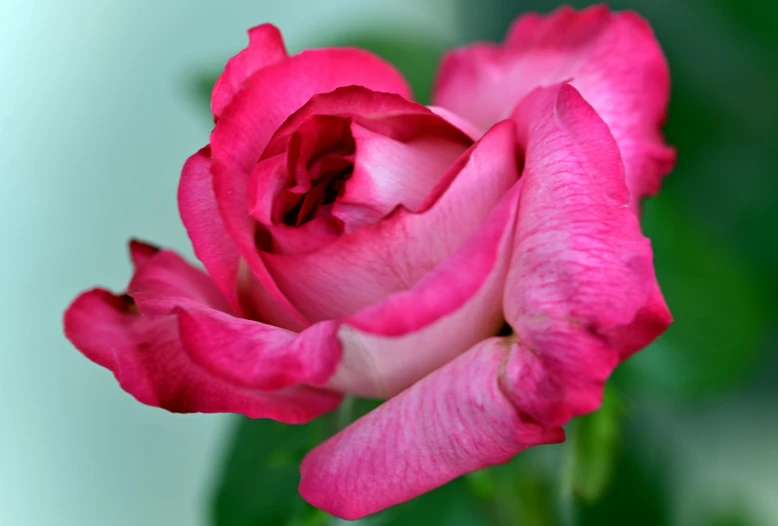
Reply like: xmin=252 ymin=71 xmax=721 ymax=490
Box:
xmin=501 ymin=83 xmax=669 ymax=428
xmin=64 ymin=289 xmax=342 ymax=423
xmin=427 ymin=105 xmax=483 ymax=140
xmin=211 ymin=24 xmax=288 ymax=120
xmin=177 ymin=307 xmax=341 ymax=391
xmin=178 ymin=147 xmax=242 ymax=309
xmin=262 ymin=121 xmax=520 ymax=322
xmin=326 ymin=182 xmax=521 ymax=398
xmin=336 ymin=121 xmax=469 ymax=222
xmin=299 ymin=337 xmax=565 ymax=520
xmin=433 ymin=5 xmax=674 ymax=207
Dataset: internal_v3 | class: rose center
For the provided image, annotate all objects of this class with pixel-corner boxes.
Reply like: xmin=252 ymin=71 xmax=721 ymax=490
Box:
xmin=282 ymin=164 xmax=353 ymax=227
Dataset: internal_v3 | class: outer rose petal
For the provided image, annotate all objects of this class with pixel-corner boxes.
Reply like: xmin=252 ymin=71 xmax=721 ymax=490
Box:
xmin=178 ymin=147 xmax=242 ymax=310
xmin=262 ymin=121 xmax=519 ymax=322
xmin=300 ymin=337 xmax=565 ymax=520
xmin=177 ymin=308 xmax=341 ymax=391
xmin=63 ymin=294 xmax=340 ymax=424
xmin=126 ymin=248 xmax=342 ymax=391
xmin=129 ymin=239 xmax=160 ymax=268
xmin=501 ymin=83 xmax=671 ymax=428
xmin=433 ymin=5 xmax=674 ymax=208
xmin=63 ymin=243 xmax=342 ymax=423
xmin=211 ymin=24 xmax=288 ymax=120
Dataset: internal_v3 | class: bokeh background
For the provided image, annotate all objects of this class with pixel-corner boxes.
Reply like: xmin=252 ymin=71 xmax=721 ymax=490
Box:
xmin=2 ymin=1 xmax=776 ymax=525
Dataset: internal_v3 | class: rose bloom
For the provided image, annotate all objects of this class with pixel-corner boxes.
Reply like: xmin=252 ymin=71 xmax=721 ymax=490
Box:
xmin=64 ymin=5 xmax=674 ymax=519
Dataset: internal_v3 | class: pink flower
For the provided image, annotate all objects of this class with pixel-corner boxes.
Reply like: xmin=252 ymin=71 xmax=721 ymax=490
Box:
xmin=64 ymin=5 xmax=674 ymax=519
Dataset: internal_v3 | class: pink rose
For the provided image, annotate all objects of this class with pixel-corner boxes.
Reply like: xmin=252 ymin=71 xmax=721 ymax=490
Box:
xmin=64 ymin=5 xmax=674 ymax=519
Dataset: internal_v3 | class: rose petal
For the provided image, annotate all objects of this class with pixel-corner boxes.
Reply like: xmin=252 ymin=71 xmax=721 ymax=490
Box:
xmin=64 ymin=289 xmax=340 ymax=423
xmin=326 ymin=181 xmax=521 ymax=398
xmin=178 ymin=147 xmax=243 ymax=309
xmin=129 ymin=239 xmax=160 ymax=268
xmin=336 ymin=120 xmax=469 ymax=227
xmin=127 ymin=248 xmax=233 ymax=317
xmin=433 ymin=5 xmax=674 ymax=208
xmin=501 ymin=82 xmax=671 ymax=428
xmin=177 ymin=307 xmax=341 ymax=391
xmin=300 ymin=337 xmax=564 ymax=520
xmin=262 ymin=120 xmax=520 ymax=322
xmin=123 ymin=246 xmax=342 ymax=390
xmin=64 ymin=246 xmax=342 ymax=428
xmin=211 ymin=24 xmax=288 ymax=120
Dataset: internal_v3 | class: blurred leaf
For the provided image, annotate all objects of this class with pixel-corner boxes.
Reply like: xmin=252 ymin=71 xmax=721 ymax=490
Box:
xmin=563 ymin=389 xmax=623 ymax=504
xmin=464 ymin=445 xmax=565 ymax=526
xmin=185 ymin=67 xmax=220 ymax=119
xmin=367 ymin=478 xmax=492 ymax=526
xmin=575 ymin=421 xmax=672 ymax=526
xmin=212 ymin=398 xmax=379 ymax=526
xmin=617 ymin=195 xmax=773 ymax=399
xmin=706 ymin=512 xmax=758 ymax=526
xmin=211 ymin=415 xmax=327 ymax=526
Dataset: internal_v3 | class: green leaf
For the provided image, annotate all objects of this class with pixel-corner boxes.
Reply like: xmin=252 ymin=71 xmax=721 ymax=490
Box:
xmin=211 ymin=398 xmax=378 ymax=526
xmin=211 ymin=415 xmax=327 ymax=526
xmin=575 ymin=418 xmax=672 ymax=526
xmin=563 ymin=388 xmax=623 ymax=505
xmin=465 ymin=444 xmax=565 ymax=526
xmin=367 ymin=478 xmax=492 ymax=526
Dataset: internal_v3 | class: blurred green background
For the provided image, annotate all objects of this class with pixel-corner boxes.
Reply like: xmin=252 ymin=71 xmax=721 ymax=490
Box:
xmin=2 ymin=1 xmax=775 ymax=525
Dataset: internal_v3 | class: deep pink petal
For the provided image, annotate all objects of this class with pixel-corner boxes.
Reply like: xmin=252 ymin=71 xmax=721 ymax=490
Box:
xmin=211 ymin=24 xmax=288 ymax=120
xmin=124 ymin=246 xmax=342 ymax=391
xmin=433 ymin=5 xmax=674 ymax=207
xmin=177 ymin=307 xmax=341 ymax=391
xmin=127 ymin=249 xmax=233 ymax=317
xmin=501 ymin=83 xmax=670 ymax=428
xmin=178 ymin=147 xmax=242 ymax=309
xmin=262 ymin=121 xmax=520 ymax=322
xmin=64 ymin=289 xmax=341 ymax=423
xmin=300 ymin=337 xmax=564 ymax=520
xmin=129 ymin=239 xmax=160 ymax=269
xmin=211 ymin=49 xmax=411 ymax=173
